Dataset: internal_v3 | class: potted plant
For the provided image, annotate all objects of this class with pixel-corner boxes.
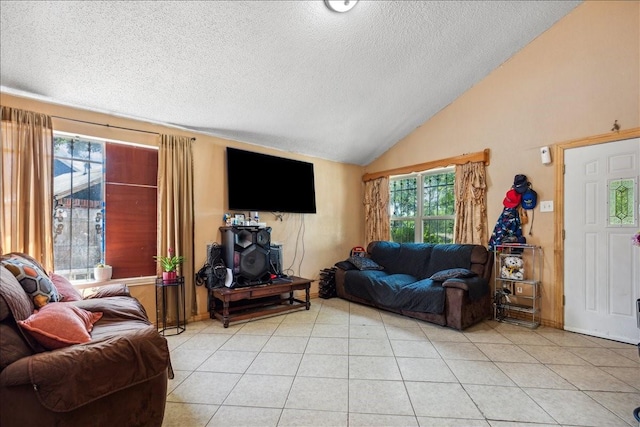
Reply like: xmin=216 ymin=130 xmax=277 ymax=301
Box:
xmin=154 ymin=248 xmax=185 ymax=282
xmin=94 ymin=263 xmax=112 ymax=281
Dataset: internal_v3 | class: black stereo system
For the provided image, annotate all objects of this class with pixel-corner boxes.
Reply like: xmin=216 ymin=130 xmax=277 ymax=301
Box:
xmin=220 ymin=226 xmax=273 ymax=287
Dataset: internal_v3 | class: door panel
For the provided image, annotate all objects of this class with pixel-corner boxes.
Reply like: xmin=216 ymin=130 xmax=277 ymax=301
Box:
xmin=564 ymin=137 xmax=639 ymax=344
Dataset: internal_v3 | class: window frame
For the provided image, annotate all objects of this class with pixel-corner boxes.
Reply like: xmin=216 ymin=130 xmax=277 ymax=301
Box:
xmin=52 ymin=131 xmax=158 ymax=282
xmin=389 ymin=167 xmax=455 ymax=243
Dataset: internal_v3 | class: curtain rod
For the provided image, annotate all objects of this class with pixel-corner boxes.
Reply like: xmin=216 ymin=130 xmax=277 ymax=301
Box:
xmin=362 ymin=149 xmax=490 ymax=182
xmin=51 ymin=115 xmax=196 ymax=140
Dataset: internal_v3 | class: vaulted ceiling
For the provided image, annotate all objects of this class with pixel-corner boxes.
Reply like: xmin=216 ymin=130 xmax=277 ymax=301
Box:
xmin=0 ymin=1 xmax=581 ymax=165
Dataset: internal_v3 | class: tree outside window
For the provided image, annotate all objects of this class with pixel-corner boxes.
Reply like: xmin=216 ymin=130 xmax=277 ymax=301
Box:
xmin=390 ymin=169 xmax=454 ymax=243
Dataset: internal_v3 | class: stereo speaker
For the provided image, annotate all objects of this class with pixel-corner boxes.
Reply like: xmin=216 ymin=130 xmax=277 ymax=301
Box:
xmin=269 ymin=243 xmax=283 ymax=276
xmin=220 ymin=226 xmax=272 ymax=287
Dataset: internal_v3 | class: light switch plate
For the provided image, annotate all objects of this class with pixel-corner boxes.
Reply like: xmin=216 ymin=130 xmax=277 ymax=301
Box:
xmin=539 ymin=200 xmax=554 ymax=212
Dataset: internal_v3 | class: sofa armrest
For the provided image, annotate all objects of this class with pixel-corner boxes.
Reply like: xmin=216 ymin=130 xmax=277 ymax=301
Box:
xmin=442 ymin=277 xmax=489 ymax=301
xmin=0 ymin=325 xmax=169 ymax=412
xmin=83 ymin=284 xmax=130 ymax=299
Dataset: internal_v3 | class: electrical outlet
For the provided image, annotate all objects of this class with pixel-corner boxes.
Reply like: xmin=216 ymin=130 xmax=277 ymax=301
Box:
xmin=539 ymin=200 xmax=554 ymax=212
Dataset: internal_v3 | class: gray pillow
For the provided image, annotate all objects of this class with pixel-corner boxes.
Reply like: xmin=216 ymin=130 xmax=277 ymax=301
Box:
xmin=347 ymin=256 xmax=384 ymax=271
xmin=429 ymin=268 xmax=477 ymax=281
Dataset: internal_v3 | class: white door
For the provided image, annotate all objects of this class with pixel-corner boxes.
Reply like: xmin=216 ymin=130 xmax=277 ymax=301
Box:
xmin=564 ymin=137 xmax=640 ymax=344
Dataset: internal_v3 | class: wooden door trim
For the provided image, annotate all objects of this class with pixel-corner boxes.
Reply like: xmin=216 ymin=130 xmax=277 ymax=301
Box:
xmin=554 ymin=127 xmax=640 ymax=328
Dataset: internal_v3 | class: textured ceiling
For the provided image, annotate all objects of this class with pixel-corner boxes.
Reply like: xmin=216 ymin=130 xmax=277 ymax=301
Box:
xmin=0 ymin=1 xmax=581 ymax=165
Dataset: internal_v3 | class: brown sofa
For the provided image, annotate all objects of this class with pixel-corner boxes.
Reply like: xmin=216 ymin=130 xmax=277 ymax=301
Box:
xmin=335 ymin=242 xmax=493 ymax=330
xmin=0 ymin=254 xmax=171 ymax=427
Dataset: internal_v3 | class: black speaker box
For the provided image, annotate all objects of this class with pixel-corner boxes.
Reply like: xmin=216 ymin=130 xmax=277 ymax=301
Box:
xmin=269 ymin=243 xmax=283 ymax=276
xmin=220 ymin=226 xmax=272 ymax=287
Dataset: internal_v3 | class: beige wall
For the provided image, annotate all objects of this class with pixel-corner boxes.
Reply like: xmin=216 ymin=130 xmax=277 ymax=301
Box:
xmin=0 ymin=93 xmax=365 ymax=321
xmin=365 ymin=1 xmax=640 ymax=327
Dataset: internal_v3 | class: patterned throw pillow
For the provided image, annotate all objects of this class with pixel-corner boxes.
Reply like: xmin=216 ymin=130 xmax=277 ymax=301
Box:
xmin=1 ymin=256 xmax=60 ymax=308
xmin=347 ymin=256 xmax=384 ymax=271
xmin=429 ymin=268 xmax=477 ymax=281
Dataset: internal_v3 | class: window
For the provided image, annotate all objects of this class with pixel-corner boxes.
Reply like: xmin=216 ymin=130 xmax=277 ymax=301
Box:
xmin=389 ymin=168 xmax=455 ymax=243
xmin=53 ymin=133 xmax=157 ymax=280
xmin=608 ymin=178 xmax=636 ymax=226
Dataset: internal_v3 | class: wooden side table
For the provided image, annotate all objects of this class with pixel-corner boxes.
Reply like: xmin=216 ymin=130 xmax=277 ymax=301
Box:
xmin=210 ymin=276 xmax=312 ymax=327
xmin=155 ymin=276 xmax=186 ymax=336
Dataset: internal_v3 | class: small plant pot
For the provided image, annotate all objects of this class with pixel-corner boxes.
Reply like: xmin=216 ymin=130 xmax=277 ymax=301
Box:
xmin=162 ymin=271 xmax=177 ymax=283
xmin=94 ymin=265 xmax=112 ymax=281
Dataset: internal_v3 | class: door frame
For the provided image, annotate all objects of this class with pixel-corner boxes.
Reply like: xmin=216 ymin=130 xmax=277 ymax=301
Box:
xmin=554 ymin=127 xmax=640 ymax=329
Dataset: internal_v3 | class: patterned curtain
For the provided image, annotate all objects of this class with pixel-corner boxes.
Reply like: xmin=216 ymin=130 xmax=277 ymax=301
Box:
xmin=0 ymin=106 xmax=54 ymax=267
xmin=364 ymin=176 xmax=390 ymax=246
xmin=157 ymin=135 xmax=196 ymax=317
xmin=454 ymin=161 xmax=488 ymax=245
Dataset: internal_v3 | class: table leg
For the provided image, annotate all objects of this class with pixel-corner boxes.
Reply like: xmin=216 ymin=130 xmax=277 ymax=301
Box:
xmin=305 ymin=285 xmax=310 ymax=310
xmin=162 ymin=286 xmax=168 ymax=332
xmin=289 ymin=291 xmax=294 ymax=305
xmin=223 ymin=299 xmax=230 ymax=328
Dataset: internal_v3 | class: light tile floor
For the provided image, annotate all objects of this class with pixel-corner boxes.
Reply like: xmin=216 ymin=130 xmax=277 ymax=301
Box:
xmin=162 ymin=298 xmax=640 ymax=427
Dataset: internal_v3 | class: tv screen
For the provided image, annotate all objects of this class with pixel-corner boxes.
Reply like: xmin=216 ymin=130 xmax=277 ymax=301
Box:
xmin=226 ymin=147 xmax=317 ymax=214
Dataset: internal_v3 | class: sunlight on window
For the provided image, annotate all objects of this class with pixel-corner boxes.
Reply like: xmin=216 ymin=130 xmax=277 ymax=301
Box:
xmin=53 ymin=135 xmax=105 ymax=280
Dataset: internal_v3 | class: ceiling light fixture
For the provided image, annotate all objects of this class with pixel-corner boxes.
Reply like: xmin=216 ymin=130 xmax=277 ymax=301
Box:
xmin=325 ymin=0 xmax=358 ymax=13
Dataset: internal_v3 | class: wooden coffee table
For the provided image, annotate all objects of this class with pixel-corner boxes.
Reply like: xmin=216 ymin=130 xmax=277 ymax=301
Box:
xmin=210 ymin=276 xmax=312 ymax=327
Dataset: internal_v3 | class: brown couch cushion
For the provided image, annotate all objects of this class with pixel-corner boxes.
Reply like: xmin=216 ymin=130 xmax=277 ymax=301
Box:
xmin=0 ymin=265 xmax=35 ymax=322
xmin=0 ymin=265 xmax=45 ymax=353
xmin=0 ymin=322 xmax=33 ymax=370
xmin=2 ymin=324 xmax=170 ymax=412
xmin=0 ymin=294 xmax=9 ymax=322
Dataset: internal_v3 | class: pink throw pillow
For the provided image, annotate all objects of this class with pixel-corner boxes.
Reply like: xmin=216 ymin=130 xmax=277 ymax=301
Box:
xmin=49 ymin=272 xmax=83 ymax=302
xmin=18 ymin=303 xmax=103 ymax=350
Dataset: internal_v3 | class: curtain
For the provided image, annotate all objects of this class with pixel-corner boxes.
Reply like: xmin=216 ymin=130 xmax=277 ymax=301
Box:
xmin=454 ymin=161 xmax=488 ymax=245
xmin=157 ymin=135 xmax=195 ymax=318
xmin=0 ymin=106 xmax=54 ymax=267
xmin=364 ymin=176 xmax=390 ymax=246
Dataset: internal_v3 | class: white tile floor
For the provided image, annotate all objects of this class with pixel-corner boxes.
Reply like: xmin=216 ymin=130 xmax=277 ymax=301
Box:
xmin=162 ymin=297 xmax=640 ymax=427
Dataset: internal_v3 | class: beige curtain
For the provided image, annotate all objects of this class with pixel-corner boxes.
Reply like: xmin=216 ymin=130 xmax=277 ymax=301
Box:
xmin=364 ymin=176 xmax=390 ymax=246
xmin=454 ymin=161 xmax=488 ymax=245
xmin=157 ymin=135 xmax=195 ymax=318
xmin=0 ymin=106 xmax=54 ymax=267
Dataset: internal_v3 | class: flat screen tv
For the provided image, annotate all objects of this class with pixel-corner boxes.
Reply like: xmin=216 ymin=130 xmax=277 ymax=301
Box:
xmin=226 ymin=147 xmax=317 ymax=214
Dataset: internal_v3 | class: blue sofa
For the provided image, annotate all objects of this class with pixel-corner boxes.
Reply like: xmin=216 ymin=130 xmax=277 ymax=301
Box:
xmin=335 ymin=242 xmax=493 ymax=330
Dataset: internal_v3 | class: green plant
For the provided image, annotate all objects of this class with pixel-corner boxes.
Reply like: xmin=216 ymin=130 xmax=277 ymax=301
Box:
xmin=154 ymin=248 xmax=184 ymax=272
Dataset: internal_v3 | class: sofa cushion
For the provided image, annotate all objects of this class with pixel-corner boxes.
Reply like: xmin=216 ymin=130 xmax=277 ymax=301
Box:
xmin=367 ymin=241 xmax=403 ymax=272
xmin=442 ymin=277 xmax=489 ymax=301
xmin=18 ymin=303 xmax=103 ymax=350
xmin=0 ymin=294 xmax=10 ymax=321
xmin=335 ymin=260 xmax=357 ymax=271
xmin=343 ymin=271 xmax=445 ymax=314
xmin=396 ymin=278 xmax=446 ymax=313
xmin=368 ymin=241 xmax=433 ymax=278
xmin=50 ymin=272 xmax=83 ymax=302
xmin=83 ymin=283 xmax=131 ymax=299
xmin=347 ymin=256 xmax=384 ymax=271
xmin=425 ymin=244 xmax=474 ymax=278
xmin=1 ymin=255 xmax=60 ymax=308
xmin=430 ymin=268 xmax=477 ymax=281
xmin=0 ymin=322 xmax=33 ymax=370
xmin=25 ymin=325 xmax=168 ymax=412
